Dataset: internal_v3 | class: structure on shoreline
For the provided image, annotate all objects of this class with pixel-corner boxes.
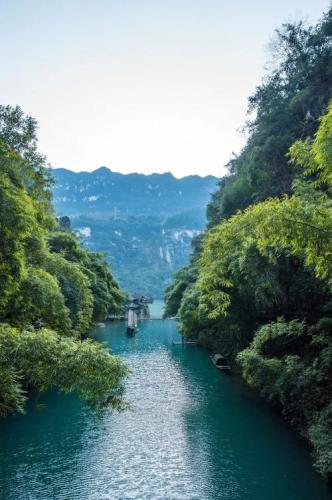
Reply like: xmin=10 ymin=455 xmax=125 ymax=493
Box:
xmin=108 ymin=294 xmax=153 ymax=322
xmin=126 ymin=294 xmax=152 ymax=320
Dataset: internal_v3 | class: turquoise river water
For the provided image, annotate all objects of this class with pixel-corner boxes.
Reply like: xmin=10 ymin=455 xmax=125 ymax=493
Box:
xmin=0 ymin=301 xmax=331 ymax=499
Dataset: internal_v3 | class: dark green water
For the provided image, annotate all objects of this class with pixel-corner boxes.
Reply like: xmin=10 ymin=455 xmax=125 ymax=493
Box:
xmin=0 ymin=308 xmax=331 ymax=499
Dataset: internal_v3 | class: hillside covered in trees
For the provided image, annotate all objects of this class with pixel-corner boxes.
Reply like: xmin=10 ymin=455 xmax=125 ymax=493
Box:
xmin=0 ymin=106 xmax=128 ymax=417
xmin=164 ymin=9 xmax=332 ymax=480
xmin=51 ymin=168 xmax=217 ymax=297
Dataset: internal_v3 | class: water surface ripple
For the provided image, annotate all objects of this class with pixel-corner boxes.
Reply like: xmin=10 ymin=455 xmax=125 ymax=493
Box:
xmin=0 ymin=311 xmax=331 ymax=499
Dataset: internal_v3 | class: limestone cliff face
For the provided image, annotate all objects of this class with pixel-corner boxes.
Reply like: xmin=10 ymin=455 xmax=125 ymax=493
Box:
xmin=51 ymin=167 xmax=218 ymax=297
xmin=52 ymin=167 xmax=217 ymax=217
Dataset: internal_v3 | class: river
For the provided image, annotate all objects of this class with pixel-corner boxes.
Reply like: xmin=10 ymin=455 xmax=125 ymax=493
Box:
xmin=0 ymin=301 xmax=331 ymax=499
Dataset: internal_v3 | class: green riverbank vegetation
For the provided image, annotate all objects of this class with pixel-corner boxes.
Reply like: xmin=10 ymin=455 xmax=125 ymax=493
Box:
xmin=164 ymin=9 xmax=332 ymax=480
xmin=0 ymin=105 xmax=128 ymax=417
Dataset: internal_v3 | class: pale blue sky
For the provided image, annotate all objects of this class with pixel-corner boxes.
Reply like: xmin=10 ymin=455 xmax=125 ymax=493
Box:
xmin=0 ymin=0 xmax=330 ymax=177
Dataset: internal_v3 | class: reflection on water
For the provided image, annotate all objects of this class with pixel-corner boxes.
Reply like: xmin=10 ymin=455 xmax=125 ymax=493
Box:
xmin=0 ymin=316 xmax=331 ymax=499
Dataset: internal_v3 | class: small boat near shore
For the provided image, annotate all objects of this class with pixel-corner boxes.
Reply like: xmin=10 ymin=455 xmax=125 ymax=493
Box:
xmin=211 ymin=354 xmax=231 ymax=371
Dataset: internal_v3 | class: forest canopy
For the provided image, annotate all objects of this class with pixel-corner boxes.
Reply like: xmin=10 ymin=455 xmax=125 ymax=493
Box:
xmin=0 ymin=105 xmax=128 ymax=416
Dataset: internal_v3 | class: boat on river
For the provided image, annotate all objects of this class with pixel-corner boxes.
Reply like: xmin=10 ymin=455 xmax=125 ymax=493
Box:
xmin=127 ymin=308 xmax=138 ymax=334
xmin=211 ymin=354 xmax=231 ymax=371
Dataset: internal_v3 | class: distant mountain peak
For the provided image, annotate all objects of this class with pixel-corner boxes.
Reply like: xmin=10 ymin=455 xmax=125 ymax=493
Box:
xmin=52 ymin=166 xmax=217 ymax=181
xmin=93 ymin=166 xmax=111 ymax=174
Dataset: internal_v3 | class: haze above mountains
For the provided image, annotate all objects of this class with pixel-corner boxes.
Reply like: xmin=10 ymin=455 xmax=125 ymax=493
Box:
xmin=52 ymin=167 xmax=218 ymax=297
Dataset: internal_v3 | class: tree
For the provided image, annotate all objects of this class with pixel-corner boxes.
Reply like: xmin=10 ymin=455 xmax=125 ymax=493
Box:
xmin=196 ymin=100 xmax=332 ymax=481
xmin=0 ymin=325 xmax=128 ymax=417
xmin=0 ymin=106 xmax=127 ymax=416
xmin=165 ymin=14 xmax=332 ymax=478
xmin=206 ymin=10 xmax=332 ymax=225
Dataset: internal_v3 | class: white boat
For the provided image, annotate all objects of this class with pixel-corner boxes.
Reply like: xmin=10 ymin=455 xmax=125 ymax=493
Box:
xmin=211 ymin=354 xmax=231 ymax=371
xmin=127 ymin=308 xmax=138 ymax=334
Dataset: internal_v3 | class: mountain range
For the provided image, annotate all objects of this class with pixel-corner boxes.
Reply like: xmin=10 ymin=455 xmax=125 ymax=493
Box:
xmin=52 ymin=167 xmax=218 ymax=297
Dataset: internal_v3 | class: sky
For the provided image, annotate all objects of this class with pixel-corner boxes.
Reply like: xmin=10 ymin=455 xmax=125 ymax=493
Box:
xmin=0 ymin=0 xmax=330 ymax=178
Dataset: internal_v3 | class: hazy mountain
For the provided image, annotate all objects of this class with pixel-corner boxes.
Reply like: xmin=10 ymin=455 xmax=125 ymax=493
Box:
xmin=52 ymin=167 xmax=218 ymax=297
xmin=52 ymin=166 xmax=217 ymax=216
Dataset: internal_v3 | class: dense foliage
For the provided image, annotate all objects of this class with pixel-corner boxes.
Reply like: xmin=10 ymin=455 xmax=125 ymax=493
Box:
xmin=0 ymin=105 xmax=127 ymax=416
xmin=165 ymin=9 xmax=332 ymax=480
